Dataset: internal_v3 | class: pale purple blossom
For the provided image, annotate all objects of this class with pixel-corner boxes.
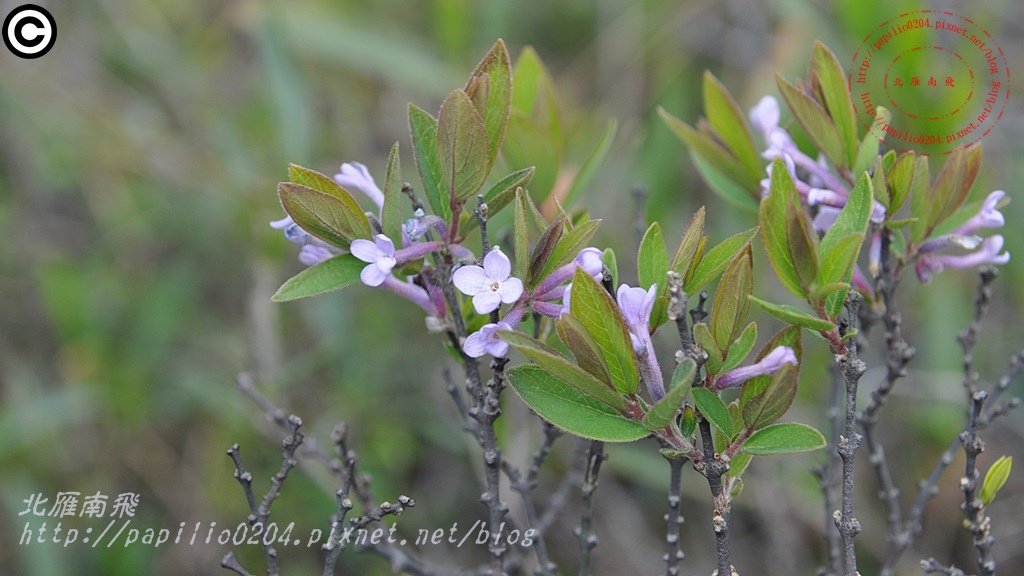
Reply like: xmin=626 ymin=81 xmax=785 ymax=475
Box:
xmin=463 ymin=306 xmax=526 ymax=358
xmin=271 ymin=215 xmax=343 ymax=266
xmin=453 ymin=247 xmax=524 ymax=314
xmin=714 ymin=346 xmax=798 ymax=389
xmin=749 ymin=95 xmax=780 ymax=135
xmin=380 ymin=275 xmax=440 ymax=316
xmin=617 ymin=284 xmax=665 ymax=400
xmin=918 ymin=233 xmax=983 ymax=255
xmin=464 ymin=322 xmax=514 ymax=358
xmin=351 ymin=234 xmax=397 ymax=287
xmin=335 ymin=162 xmax=384 ymax=210
xmin=532 ymin=247 xmax=604 ymax=300
xmin=350 ymin=234 xmax=443 ymax=286
xmin=954 ymin=190 xmax=1006 ymax=236
xmin=916 ymin=234 xmax=1010 ymax=283
xmin=299 ymin=245 xmax=334 ymax=267
xmin=813 ymin=206 xmax=842 ymax=233
xmin=559 ymin=283 xmax=573 ymax=316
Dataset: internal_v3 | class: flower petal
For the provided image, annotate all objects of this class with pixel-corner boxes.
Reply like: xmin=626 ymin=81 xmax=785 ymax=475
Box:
xmin=360 ymin=263 xmax=389 ymax=287
xmin=452 ymin=265 xmax=490 ymax=296
xmin=498 ymin=277 xmax=524 ymax=304
xmin=350 ymin=239 xmax=383 ymax=263
xmin=483 ymin=247 xmax=512 ymax=281
xmin=486 ymin=338 xmax=510 ymax=358
xmin=270 ymin=215 xmax=294 ymax=229
xmin=472 ymin=291 xmax=503 ymax=314
xmin=374 ymin=234 xmax=396 ymax=257
xmin=463 ymin=329 xmax=491 ymax=358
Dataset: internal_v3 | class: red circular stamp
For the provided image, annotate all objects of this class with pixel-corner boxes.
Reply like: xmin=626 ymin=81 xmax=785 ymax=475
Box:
xmin=850 ymin=10 xmax=1010 ymax=155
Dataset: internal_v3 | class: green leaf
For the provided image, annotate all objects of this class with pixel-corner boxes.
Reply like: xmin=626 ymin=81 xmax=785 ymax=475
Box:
xmin=506 ymin=365 xmax=648 ymax=442
xmin=671 ymin=207 xmax=706 ymax=276
xmin=565 ymin=119 xmax=618 ymax=208
xmin=786 ymin=204 xmax=819 ymax=293
xmin=685 ymin=227 xmax=758 ymax=293
xmin=820 ymin=235 xmax=862 ymax=318
xmin=748 ymin=296 xmax=834 ymax=331
xmin=760 ymin=158 xmax=806 ymax=298
xmin=408 ymin=104 xmax=450 ymax=221
xmin=820 ymin=172 xmax=872 ymax=268
xmin=437 ymin=89 xmax=490 ymax=203
xmin=886 ymin=151 xmax=916 ymax=214
xmin=720 ymin=321 xmax=758 ymax=374
xmin=693 ymin=322 xmax=724 ymax=375
xmin=691 ymin=152 xmax=760 ymax=211
xmin=287 ymin=166 xmax=372 ymax=240
xmin=711 ymin=244 xmax=753 ymax=350
xmin=464 ymin=39 xmax=511 ymax=172
xmin=776 ymin=73 xmax=845 ymax=168
xmin=703 ymin=71 xmax=762 ymax=178
xmin=513 ymin=189 xmax=531 ymax=279
xmin=638 ymin=222 xmax=670 ymax=294
xmin=529 ymin=215 xmax=567 ymax=285
xmin=570 ymin=269 xmax=640 ymax=394
xmin=271 ymin=255 xmax=364 ymax=302
xmin=742 ymin=422 xmax=825 ymax=455
xmin=556 ymin=315 xmax=613 ymax=386
xmin=680 ymin=405 xmax=697 ymax=437
xmin=278 ymin=183 xmax=365 ymax=247
xmin=479 ymin=167 xmax=535 ymax=220
xmin=811 ymin=41 xmax=858 ymax=168
xmin=507 ymin=46 xmax=562 ymax=200
xmin=603 ymin=248 xmax=618 ymax=286
xmin=381 ymin=141 xmax=403 ymax=241
xmin=500 ymin=331 xmax=625 ymax=410
xmin=741 ymin=359 xmax=799 ymax=429
xmin=658 ymin=107 xmax=760 ymax=196
xmin=539 ymin=218 xmax=601 ymax=281
xmin=643 ymin=359 xmax=697 ymax=430
xmin=910 ymin=154 xmax=933 ymax=242
xmin=980 ymin=455 xmax=1013 ymax=506
xmin=817 ymin=172 xmax=872 ymax=316
xmin=854 ymin=106 xmax=892 ymax=176
xmin=692 ymin=387 xmax=734 ymax=437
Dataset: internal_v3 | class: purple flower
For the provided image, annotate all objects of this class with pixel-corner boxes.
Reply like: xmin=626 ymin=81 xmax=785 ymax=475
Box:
xmin=714 ymin=346 xmax=798 ymax=389
xmin=464 ymin=322 xmax=514 ymax=358
xmin=813 ymin=206 xmax=842 ymax=233
xmin=271 ymin=215 xmax=343 ymax=266
xmin=617 ymin=284 xmax=657 ymax=342
xmin=918 ymin=233 xmax=983 ymax=255
xmin=335 ymin=162 xmax=384 ymax=210
xmin=380 ymin=275 xmax=440 ymax=317
xmin=452 ymin=247 xmax=524 ymax=314
xmin=351 ymin=234 xmax=397 ymax=287
xmin=559 ymin=283 xmax=573 ymax=316
xmin=916 ymin=235 xmax=1010 ymax=283
xmin=749 ymin=95 xmax=780 ymax=136
xmin=955 ymin=190 xmax=1006 ymax=235
xmin=617 ymin=284 xmax=665 ymax=400
xmin=299 ymin=245 xmax=334 ymax=267
xmin=533 ymin=247 xmax=604 ymax=300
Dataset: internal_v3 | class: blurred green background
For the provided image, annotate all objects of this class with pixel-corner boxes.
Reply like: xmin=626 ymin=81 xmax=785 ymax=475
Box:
xmin=1 ymin=0 xmax=1022 ymax=574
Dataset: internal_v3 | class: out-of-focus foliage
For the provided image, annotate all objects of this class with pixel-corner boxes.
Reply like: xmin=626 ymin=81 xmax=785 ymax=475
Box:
xmin=1 ymin=1 xmax=1023 ymax=575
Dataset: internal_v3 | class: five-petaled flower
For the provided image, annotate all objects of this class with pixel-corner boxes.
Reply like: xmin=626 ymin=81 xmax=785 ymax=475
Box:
xmin=714 ymin=346 xmax=798 ymax=389
xmin=453 ymin=247 xmax=524 ymax=314
xmin=351 ymin=234 xmax=398 ymax=287
xmin=464 ymin=322 xmax=514 ymax=358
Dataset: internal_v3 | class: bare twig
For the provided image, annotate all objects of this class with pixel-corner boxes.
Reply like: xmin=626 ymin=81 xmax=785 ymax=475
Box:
xmin=920 ymin=558 xmax=967 ymax=575
xmin=959 ymin=390 xmax=995 ymax=576
xmin=697 ymin=416 xmax=732 ymax=576
xmin=224 ymin=413 xmax=304 ymax=576
xmin=834 ymin=295 xmax=865 ymax=576
xmin=576 ymin=440 xmax=606 ymax=576
xmin=664 ymin=456 xmax=686 ymax=576
xmin=220 ymin=552 xmax=255 ymax=576
xmin=501 ymin=420 xmax=562 ymax=576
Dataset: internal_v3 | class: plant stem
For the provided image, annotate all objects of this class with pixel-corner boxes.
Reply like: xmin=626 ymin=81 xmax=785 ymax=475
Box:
xmin=576 ymin=440 xmax=605 ymax=576
xmin=699 ymin=417 xmax=732 ymax=575
xmin=664 ymin=456 xmax=686 ymax=576
xmin=834 ymin=295 xmax=865 ymax=576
